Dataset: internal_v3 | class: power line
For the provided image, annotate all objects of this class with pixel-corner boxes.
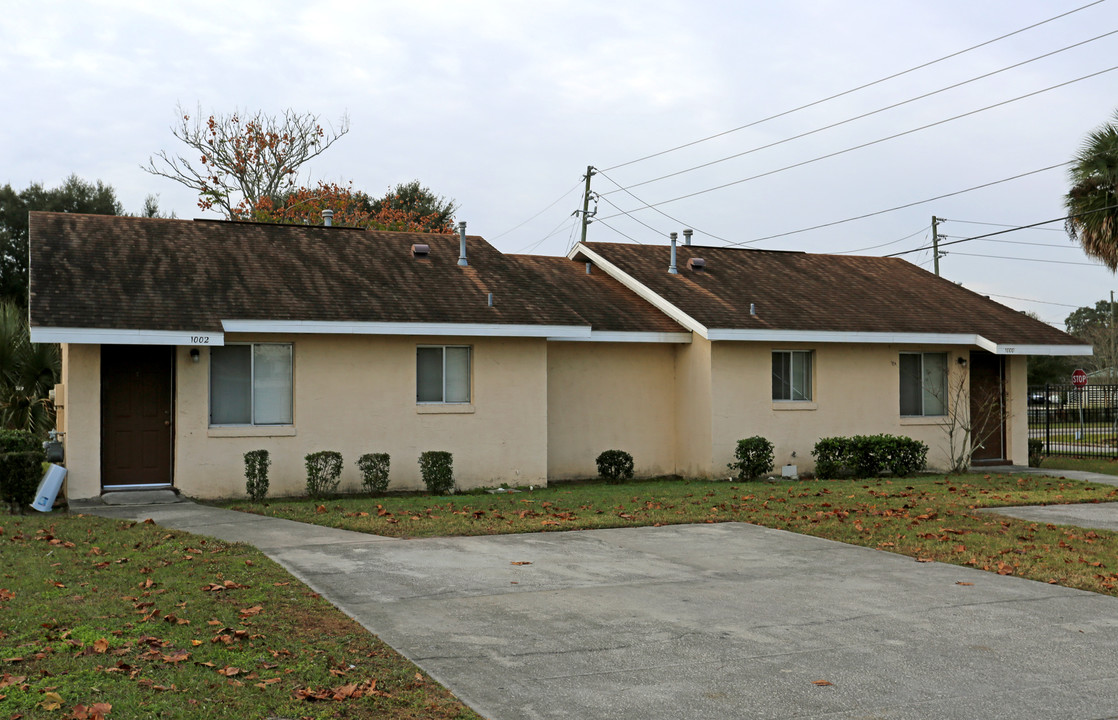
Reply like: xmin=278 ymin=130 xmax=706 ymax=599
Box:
xmin=599 ymin=66 xmax=1118 ymax=220
xmin=514 ymin=207 xmax=581 ymax=253
xmin=962 ymin=237 xmax=1078 ymax=249
xmin=593 ymin=217 xmax=644 ymax=245
xmin=600 ymin=0 xmax=1108 ymax=172
xmin=981 ymin=292 xmax=1082 ymax=308
xmin=724 ymin=161 xmax=1071 ymax=247
xmin=945 ymin=251 xmax=1103 ymax=267
xmin=595 ymin=168 xmax=731 ymax=243
xmin=492 ymin=180 xmax=584 ymax=241
xmin=835 ymin=226 xmax=929 ymax=254
xmin=885 ymin=203 xmax=1118 ymax=257
xmin=942 ymin=218 xmax=1065 ymax=232
xmin=604 ymin=30 xmax=1118 ymax=196
xmin=597 ymin=193 xmax=669 ymax=238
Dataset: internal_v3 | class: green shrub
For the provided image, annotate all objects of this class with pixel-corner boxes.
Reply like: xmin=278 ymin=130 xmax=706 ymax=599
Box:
xmin=1028 ymin=438 xmax=1045 ymax=468
xmin=811 ymin=437 xmax=848 ymax=479
xmin=304 ymin=451 xmax=343 ymax=498
xmin=812 ymin=434 xmax=926 ymax=479
xmin=357 ymin=453 xmax=391 ymax=493
xmin=418 ymin=451 xmax=454 ymax=495
xmin=881 ymin=435 xmax=928 ymax=477
xmin=596 ymin=449 xmax=634 ymax=484
xmin=0 ymin=450 xmax=45 ymax=514
xmin=0 ymin=429 xmax=41 ymax=454
xmin=728 ymin=436 xmax=774 ymax=480
xmin=243 ymin=449 xmax=271 ymax=502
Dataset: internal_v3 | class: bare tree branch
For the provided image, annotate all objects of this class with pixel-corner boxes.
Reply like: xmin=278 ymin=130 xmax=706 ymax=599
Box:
xmin=143 ymin=104 xmax=350 ymax=218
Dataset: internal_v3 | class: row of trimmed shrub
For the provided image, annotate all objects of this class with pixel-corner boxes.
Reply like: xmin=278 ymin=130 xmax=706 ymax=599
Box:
xmin=811 ymin=434 xmax=928 ymax=479
xmin=1 ymin=429 xmax=45 ymax=514
xmin=243 ymin=449 xmax=453 ymax=502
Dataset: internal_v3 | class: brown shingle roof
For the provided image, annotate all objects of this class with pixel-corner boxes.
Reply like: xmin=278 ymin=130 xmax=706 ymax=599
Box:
xmin=578 ymin=242 xmax=1082 ymax=346
xmin=27 ymin=213 xmax=680 ymax=335
xmin=505 ymin=255 xmax=686 ymax=334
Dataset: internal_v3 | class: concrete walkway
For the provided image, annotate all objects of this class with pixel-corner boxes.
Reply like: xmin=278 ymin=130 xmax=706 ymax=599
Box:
xmin=976 ymin=464 xmax=1118 ymax=531
xmin=73 ymin=497 xmax=1118 ymax=720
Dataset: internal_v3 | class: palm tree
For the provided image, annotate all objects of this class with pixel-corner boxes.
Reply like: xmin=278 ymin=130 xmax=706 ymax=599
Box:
xmin=0 ymin=303 xmax=59 ymax=435
xmin=1066 ymin=110 xmax=1118 ymax=270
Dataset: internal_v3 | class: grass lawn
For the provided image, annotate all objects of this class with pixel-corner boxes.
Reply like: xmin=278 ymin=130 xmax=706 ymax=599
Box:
xmin=1037 ymin=455 xmax=1118 ymax=476
xmin=0 ymin=513 xmax=481 ymax=720
xmin=227 ymin=473 xmax=1118 ymax=596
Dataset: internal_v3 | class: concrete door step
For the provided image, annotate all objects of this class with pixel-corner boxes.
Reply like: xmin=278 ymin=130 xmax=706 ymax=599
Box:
xmin=100 ymin=489 xmax=183 ymax=506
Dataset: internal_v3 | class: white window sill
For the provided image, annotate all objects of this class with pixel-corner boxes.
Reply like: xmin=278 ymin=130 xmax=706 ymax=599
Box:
xmin=899 ymin=415 xmax=948 ymax=426
xmin=417 ymin=404 xmax=475 ymax=415
xmin=772 ymin=401 xmax=817 ymax=411
xmin=208 ymin=426 xmax=297 ymax=438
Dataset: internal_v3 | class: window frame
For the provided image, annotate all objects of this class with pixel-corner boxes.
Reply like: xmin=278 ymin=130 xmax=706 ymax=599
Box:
xmin=416 ymin=345 xmax=472 ymax=405
xmin=771 ymin=349 xmax=813 ymax=402
xmin=208 ymin=342 xmax=294 ymax=427
xmin=899 ymin=351 xmax=948 ymax=417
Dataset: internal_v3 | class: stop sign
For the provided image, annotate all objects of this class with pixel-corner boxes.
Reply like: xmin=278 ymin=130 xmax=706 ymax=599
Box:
xmin=1072 ymin=368 xmax=1088 ymax=388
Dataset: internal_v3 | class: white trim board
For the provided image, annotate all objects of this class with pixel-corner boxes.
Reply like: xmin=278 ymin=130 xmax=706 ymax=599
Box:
xmin=221 ymin=320 xmax=590 ymax=339
xmin=30 ymin=327 xmax=224 ymax=346
xmin=548 ymin=331 xmax=692 ymax=343
xmin=570 ymin=244 xmax=709 ymax=336
xmin=705 ymin=328 xmax=1090 ymax=355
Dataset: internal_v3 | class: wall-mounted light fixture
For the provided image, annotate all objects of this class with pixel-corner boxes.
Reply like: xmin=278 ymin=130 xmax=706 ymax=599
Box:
xmin=190 ymin=348 xmax=200 ymax=363
xmin=957 ymin=356 xmax=967 ymax=367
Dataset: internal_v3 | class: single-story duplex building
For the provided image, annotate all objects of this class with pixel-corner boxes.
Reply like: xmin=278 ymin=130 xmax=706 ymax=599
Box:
xmin=28 ymin=212 xmax=1088 ymax=499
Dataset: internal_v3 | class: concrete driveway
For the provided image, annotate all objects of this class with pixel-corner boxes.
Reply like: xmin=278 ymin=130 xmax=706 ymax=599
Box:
xmin=78 ymin=502 xmax=1118 ymax=720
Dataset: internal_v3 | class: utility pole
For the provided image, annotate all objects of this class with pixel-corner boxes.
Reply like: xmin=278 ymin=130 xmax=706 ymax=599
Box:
xmin=932 ymin=215 xmax=942 ymax=277
xmin=578 ymin=166 xmax=596 ymax=244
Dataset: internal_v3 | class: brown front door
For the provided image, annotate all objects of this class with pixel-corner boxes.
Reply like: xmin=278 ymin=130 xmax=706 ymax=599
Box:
xmin=969 ymin=351 xmax=1006 ymax=464
xmin=101 ymin=345 xmax=174 ymax=488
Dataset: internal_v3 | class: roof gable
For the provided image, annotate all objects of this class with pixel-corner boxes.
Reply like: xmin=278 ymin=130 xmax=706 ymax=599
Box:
xmin=575 ymin=241 xmax=1084 ymax=349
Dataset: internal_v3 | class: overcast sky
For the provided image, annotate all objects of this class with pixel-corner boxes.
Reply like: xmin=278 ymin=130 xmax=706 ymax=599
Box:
xmin=3 ymin=0 xmax=1117 ymax=330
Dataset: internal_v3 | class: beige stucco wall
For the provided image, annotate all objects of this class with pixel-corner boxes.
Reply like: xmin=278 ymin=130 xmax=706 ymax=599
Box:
xmin=546 ymin=342 xmax=677 ymax=479
xmin=1005 ymin=355 xmax=1027 ymax=465
xmin=58 ymin=343 xmax=101 ymax=499
xmin=673 ymin=335 xmax=714 ymax=476
xmin=172 ymin=334 xmax=548 ymax=498
xmin=709 ymin=342 xmax=975 ymax=475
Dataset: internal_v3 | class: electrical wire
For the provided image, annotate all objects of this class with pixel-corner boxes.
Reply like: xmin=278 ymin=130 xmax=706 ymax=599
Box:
xmin=603 ymin=30 xmax=1118 ymax=196
xmin=592 ymin=217 xmax=643 ymax=244
xmin=964 ymin=237 xmax=1078 ymax=249
xmin=885 ymin=203 xmax=1118 ymax=257
xmin=723 ymin=161 xmax=1071 ymax=247
xmin=597 ymin=193 xmax=669 ymax=238
xmin=595 ymin=168 xmax=731 ymax=243
xmin=600 ymin=0 xmax=1108 ymax=172
xmin=599 ymin=66 xmax=1118 ymax=220
xmin=946 ymin=251 xmax=1103 ymax=267
xmin=513 ymin=209 xmax=581 ymax=253
xmin=835 ymin=226 xmax=930 ymax=254
xmin=942 ymin=218 xmax=1065 ymax=232
xmin=981 ymin=292 xmax=1082 ymax=308
xmin=492 ymin=180 xmax=584 ymax=241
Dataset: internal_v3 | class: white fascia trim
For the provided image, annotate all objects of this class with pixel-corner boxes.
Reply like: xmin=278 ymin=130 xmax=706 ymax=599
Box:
xmin=570 ymin=244 xmax=709 ymax=338
xmin=221 ymin=319 xmax=590 ymax=339
xmin=705 ymin=329 xmax=979 ymax=344
xmin=30 ymin=327 xmax=225 ymax=346
xmin=987 ymin=343 xmax=1093 ymax=356
xmin=548 ymin=331 xmax=692 ymax=343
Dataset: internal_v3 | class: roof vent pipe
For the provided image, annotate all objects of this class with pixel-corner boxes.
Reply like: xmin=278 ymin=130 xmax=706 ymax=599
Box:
xmin=586 ymin=262 xmax=592 ymax=275
xmin=682 ymin=228 xmax=693 ymax=246
xmin=669 ymin=232 xmax=679 ymax=274
xmin=457 ymin=221 xmax=468 ymax=267
xmin=487 ymin=292 xmax=493 ymax=307
xmin=322 ymin=209 xmax=334 ymax=227
xmin=750 ymin=303 xmax=757 ymax=316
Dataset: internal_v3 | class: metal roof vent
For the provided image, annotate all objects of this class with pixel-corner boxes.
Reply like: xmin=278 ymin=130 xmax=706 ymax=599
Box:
xmin=322 ymin=209 xmax=334 ymax=227
xmin=457 ymin=221 xmax=468 ymax=266
xmin=669 ymin=232 xmax=679 ymax=274
xmin=682 ymin=228 xmax=693 ymax=246
xmin=688 ymin=257 xmax=706 ymax=271
xmin=411 ymin=243 xmax=430 ymax=258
